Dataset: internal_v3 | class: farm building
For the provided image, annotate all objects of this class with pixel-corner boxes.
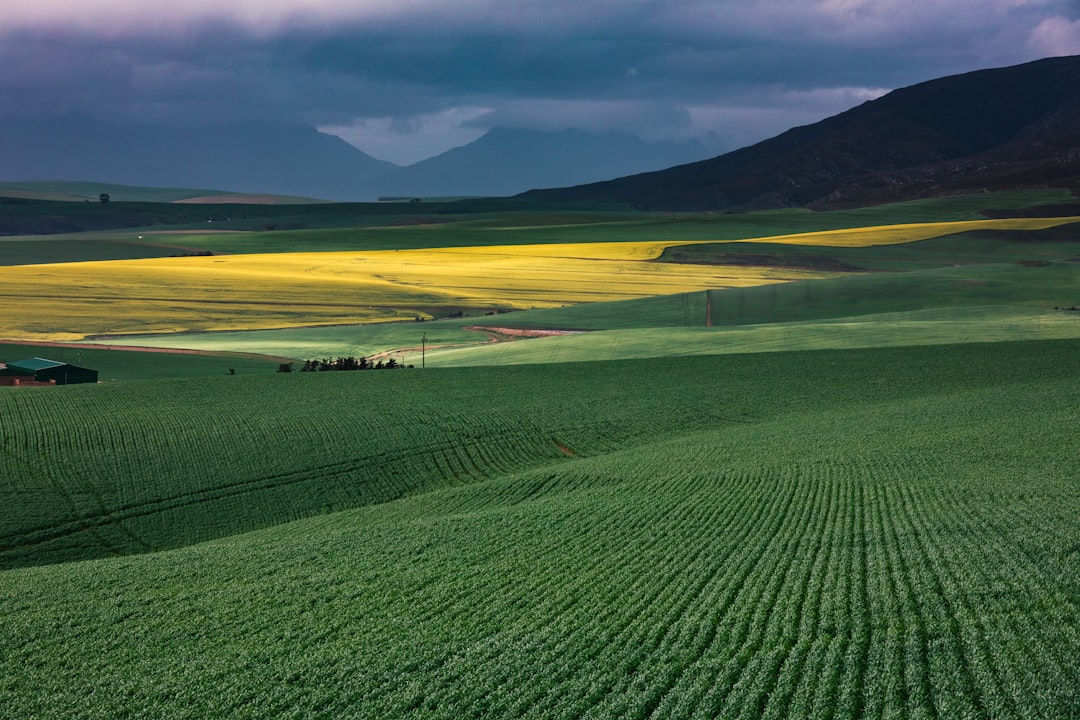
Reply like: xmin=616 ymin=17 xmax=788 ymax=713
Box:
xmin=0 ymin=357 xmax=98 ymax=385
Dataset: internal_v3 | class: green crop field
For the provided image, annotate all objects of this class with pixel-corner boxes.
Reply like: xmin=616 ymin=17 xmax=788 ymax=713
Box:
xmin=0 ymin=233 xmax=224 ymax=266
xmin=705 ymin=260 xmax=1080 ymax=326
xmin=2 ymin=341 xmax=1078 ymax=718
xmin=2 ymin=189 xmax=1078 ymax=719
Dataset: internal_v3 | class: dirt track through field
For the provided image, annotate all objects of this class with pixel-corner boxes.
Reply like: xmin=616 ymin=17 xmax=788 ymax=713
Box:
xmin=365 ymin=326 xmax=588 ymax=362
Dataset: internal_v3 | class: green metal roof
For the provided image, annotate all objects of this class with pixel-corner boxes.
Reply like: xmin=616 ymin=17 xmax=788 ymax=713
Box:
xmin=6 ymin=357 xmax=66 ymax=372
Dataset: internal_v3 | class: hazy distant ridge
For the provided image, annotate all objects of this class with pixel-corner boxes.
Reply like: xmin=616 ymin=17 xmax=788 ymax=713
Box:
xmin=0 ymin=117 xmax=397 ymax=202
xmin=0 ymin=117 xmax=708 ymax=201
xmin=365 ymin=127 xmax=708 ymax=198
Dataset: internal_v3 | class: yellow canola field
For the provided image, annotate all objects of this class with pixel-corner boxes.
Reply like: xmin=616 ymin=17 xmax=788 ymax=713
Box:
xmin=1 ymin=216 xmax=1075 ymax=341
xmin=0 ymin=249 xmax=828 ymax=341
xmin=727 ymin=216 xmax=1079 ymax=248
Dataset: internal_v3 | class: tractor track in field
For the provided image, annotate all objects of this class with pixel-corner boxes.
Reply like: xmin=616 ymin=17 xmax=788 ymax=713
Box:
xmin=0 ymin=428 xmax=586 ymax=565
xmin=465 ymin=326 xmax=588 ymax=339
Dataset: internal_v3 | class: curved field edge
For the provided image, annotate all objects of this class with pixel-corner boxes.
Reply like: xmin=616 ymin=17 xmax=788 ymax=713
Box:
xmin=1 ymin=339 xmax=1077 ymax=719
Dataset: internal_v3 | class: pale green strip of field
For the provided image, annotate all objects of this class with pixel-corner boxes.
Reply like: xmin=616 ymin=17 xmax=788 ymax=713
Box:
xmin=80 ymin=321 xmax=487 ymax=361
xmin=427 ymin=307 xmax=1080 ymax=367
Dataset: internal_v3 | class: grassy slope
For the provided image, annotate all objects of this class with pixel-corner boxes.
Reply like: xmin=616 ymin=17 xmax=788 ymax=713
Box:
xmin=1 ymin=352 xmax=761 ymax=569
xmin=1 ymin=340 xmax=1077 ymax=718
xmin=430 ymin=308 xmax=1080 ymax=366
xmin=0 ymin=236 xmax=210 ymax=266
xmin=5 ymin=338 xmax=1075 ymax=569
xmin=706 ymin=260 xmax=1080 ymax=325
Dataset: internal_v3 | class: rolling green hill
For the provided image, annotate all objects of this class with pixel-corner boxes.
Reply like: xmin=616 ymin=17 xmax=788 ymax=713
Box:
xmin=2 ymin=340 xmax=1077 ymax=718
xmin=706 ymin=259 xmax=1080 ymax=326
xmin=428 ymin=307 xmax=1080 ymax=367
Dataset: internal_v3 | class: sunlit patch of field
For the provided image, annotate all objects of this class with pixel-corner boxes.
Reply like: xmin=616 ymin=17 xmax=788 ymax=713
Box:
xmin=0 ymin=247 xmax=831 ymax=341
xmin=2 ymin=216 xmax=1075 ymax=342
xmin=427 ymin=307 xmax=1080 ymax=367
xmin=721 ymin=216 xmax=1080 ymax=248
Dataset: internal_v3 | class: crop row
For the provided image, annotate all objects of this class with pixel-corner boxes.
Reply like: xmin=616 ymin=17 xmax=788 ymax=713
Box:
xmin=4 ymin=398 xmax=1076 ymax=718
xmin=2 ymin=341 xmax=1077 ymax=718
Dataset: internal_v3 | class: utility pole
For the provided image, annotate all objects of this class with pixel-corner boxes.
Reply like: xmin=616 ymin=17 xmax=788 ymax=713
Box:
xmin=421 ymin=332 xmax=426 ymax=369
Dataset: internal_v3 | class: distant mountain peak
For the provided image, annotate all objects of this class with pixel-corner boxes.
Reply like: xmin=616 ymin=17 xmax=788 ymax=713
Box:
xmin=365 ymin=126 xmax=709 ymax=198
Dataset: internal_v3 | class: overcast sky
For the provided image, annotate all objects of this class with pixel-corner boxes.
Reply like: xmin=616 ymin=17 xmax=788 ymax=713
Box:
xmin=3 ymin=1 xmax=1079 ymax=165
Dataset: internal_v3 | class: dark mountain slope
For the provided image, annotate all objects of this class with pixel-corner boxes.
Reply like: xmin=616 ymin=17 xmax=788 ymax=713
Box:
xmin=522 ymin=55 xmax=1080 ymax=210
xmin=366 ymin=127 xmax=708 ymax=198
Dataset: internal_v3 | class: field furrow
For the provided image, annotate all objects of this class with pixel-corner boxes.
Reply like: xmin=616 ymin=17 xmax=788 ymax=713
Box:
xmin=2 ymin=341 xmax=1078 ymax=719
xmin=909 ymin=475 xmax=1078 ymax=716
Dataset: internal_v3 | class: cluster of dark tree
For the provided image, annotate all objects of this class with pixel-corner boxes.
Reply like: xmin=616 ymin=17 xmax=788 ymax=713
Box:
xmin=436 ymin=308 xmax=513 ymax=320
xmin=1054 ymin=305 xmax=1080 ymax=312
xmin=277 ymin=357 xmax=412 ymax=373
xmin=169 ymin=250 xmax=214 ymax=257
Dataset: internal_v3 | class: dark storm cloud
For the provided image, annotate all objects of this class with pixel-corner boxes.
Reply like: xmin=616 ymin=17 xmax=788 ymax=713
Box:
xmin=2 ymin=1 xmax=1078 ymax=161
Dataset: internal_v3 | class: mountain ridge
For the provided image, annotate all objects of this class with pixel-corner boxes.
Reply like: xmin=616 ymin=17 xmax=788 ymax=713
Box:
xmin=521 ymin=55 xmax=1080 ymax=210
